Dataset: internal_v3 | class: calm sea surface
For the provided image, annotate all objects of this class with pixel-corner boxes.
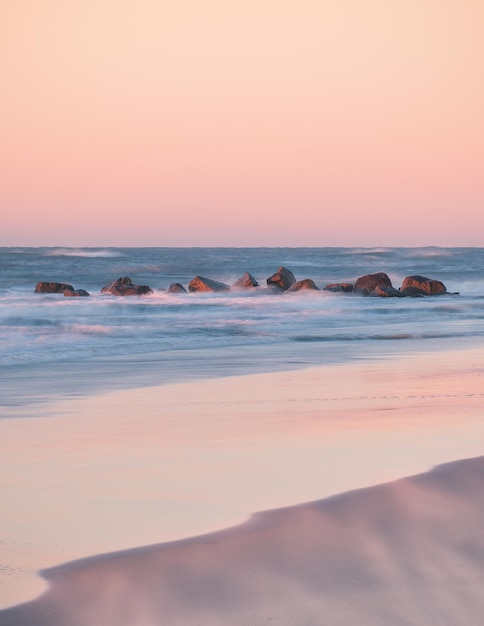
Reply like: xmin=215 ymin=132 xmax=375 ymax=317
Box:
xmin=2 ymin=246 xmax=484 ymax=414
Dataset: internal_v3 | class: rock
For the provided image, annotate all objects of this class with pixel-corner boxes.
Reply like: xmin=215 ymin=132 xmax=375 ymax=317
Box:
xmin=101 ymin=277 xmax=153 ymax=296
xmin=324 ymin=283 xmax=354 ymax=293
xmin=35 ymin=281 xmax=74 ymax=294
xmin=286 ymin=279 xmax=320 ymax=292
xmin=266 ymin=267 xmax=296 ymax=291
xmin=398 ymin=287 xmax=426 ymax=297
xmin=354 ymin=272 xmax=393 ymax=296
xmin=372 ymin=285 xmax=404 ymax=298
xmin=188 ymin=276 xmax=230 ymax=292
xmin=64 ymin=289 xmax=90 ymax=297
xmin=400 ymin=275 xmax=447 ymax=296
xmin=101 ymin=276 xmax=132 ymax=294
xmin=167 ymin=283 xmax=187 ymax=293
xmin=232 ymin=272 xmax=259 ymax=289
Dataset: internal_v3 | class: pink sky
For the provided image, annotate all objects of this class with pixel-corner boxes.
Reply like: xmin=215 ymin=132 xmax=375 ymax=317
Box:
xmin=1 ymin=0 xmax=483 ymax=247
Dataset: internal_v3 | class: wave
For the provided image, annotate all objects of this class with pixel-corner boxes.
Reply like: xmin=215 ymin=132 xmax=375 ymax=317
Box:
xmin=3 ymin=316 xmax=62 ymax=328
xmin=403 ymin=248 xmax=455 ymax=258
xmin=68 ymin=324 xmax=112 ymax=335
xmin=348 ymin=247 xmax=393 ymax=255
xmin=46 ymin=248 xmax=122 ymax=258
xmin=291 ymin=330 xmax=475 ymax=342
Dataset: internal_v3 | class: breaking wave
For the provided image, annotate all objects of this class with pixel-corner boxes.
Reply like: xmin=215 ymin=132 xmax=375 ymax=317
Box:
xmin=46 ymin=248 xmax=122 ymax=258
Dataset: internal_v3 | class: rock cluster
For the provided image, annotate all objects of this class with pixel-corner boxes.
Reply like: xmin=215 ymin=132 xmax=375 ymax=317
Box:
xmin=341 ymin=272 xmax=448 ymax=297
xmin=34 ymin=269 xmax=452 ymax=299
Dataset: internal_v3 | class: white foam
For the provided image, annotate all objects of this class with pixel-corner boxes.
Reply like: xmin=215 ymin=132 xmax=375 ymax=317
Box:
xmin=46 ymin=248 xmax=121 ymax=258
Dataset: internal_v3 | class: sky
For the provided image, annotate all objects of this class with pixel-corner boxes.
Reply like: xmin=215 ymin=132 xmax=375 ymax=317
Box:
xmin=1 ymin=0 xmax=483 ymax=247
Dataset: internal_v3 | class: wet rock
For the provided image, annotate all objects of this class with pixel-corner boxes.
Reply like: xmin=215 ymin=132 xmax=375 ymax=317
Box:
xmin=64 ymin=289 xmax=90 ymax=297
xmin=286 ymin=279 xmax=320 ymax=292
xmin=188 ymin=276 xmax=230 ymax=292
xmin=324 ymin=283 xmax=354 ymax=293
xmin=35 ymin=281 xmax=74 ymax=294
xmin=354 ymin=272 xmax=393 ymax=296
xmin=400 ymin=275 xmax=447 ymax=296
xmin=399 ymin=287 xmax=426 ymax=297
xmin=232 ymin=272 xmax=259 ymax=289
xmin=372 ymin=285 xmax=404 ymax=298
xmin=266 ymin=267 xmax=296 ymax=291
xmin=101 ymin=277 xmax=153 ymax=296
xmin=167 ymin=283 xmax=187 ymax=293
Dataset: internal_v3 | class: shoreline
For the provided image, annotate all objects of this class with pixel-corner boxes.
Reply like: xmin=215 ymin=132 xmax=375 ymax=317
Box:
xmin=2 ymin=333 xmax=480 ymax=418
xmin=3 ymin=455 xmax=484 ymax=625
xmin=1 ymin=345 xmax=484 ymax=611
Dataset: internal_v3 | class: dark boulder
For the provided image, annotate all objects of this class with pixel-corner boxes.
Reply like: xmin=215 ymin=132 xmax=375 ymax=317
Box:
xmin=35 ymin=281 xmax=74 ymax=294
xmin=101 ymin=277 xmax=153 ymax=296
xmin=398 ymin=287 xmax=426 ymax=297
xmin=232 ymin=272 xmax=259 ymax=289
xmin=64 ymin=289 xmax=90 ymax=297
xmin=400 ymin=275 xmax=447 ymax=296
xmin=188 ymin=276 xmax=230 ymax=292
xmin=354 ymin=272 xmax=393 ymax=296
xmin=324 ymin=283 xmax=354 ymax=293
xmin=286 ymin=279 xmax=320 ymax=292
xmin=101 ymin=276 xmax=131 ymax=294
xmin=266 ymin=267 xmax=296 ymax=291
xmin=167 ymin=283 xmax=187 ymax=294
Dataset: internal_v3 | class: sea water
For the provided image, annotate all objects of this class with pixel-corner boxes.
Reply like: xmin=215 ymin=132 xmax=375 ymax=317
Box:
xmin=2 ymin=246 xmax=484 ymax=415
xmin=2 ymin=246 xmax=484 ymax=610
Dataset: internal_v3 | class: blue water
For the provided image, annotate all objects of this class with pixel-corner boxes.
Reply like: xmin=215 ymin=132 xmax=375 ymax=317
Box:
xmin=2 ymin=246 xmax=484 ymax=413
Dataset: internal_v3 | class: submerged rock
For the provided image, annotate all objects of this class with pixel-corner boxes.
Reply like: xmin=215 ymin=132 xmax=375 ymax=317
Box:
xmin=266 ymin=267 xmax=296 ymax=291
xmin=188 ymin=276 xmax=230 ymax=292
xmin=101 ymin=277 xmax=153 ymax=296
xmin=400 ymin=275 xmax=447 ymax=296
xmin=232 ymin=272 xmax=259 ymax=289
xmin=35 ymin=281 xmax=74 ymax=294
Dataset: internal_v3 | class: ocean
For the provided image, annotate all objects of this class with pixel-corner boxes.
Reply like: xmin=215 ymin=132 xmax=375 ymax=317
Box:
xmin=2 ymin=246 xmax=484 ymax=611
xmin=2 ymin=246 xmax=484 ymax=416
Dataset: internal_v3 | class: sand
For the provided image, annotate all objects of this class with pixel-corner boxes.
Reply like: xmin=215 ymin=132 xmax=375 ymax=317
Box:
xmin=2 ymin=455 xmax=484 ymax=625
xmin=1 ymin=346 xmax=484 ymax=622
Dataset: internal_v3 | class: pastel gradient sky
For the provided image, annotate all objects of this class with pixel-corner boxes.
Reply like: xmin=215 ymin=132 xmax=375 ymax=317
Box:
xmin=1 ymin=0 xmax=483 ymax=247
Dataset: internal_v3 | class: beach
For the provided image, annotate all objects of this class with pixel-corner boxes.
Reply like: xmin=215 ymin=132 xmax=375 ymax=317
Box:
xmin=3 ymin=0 xmax=483 ymax=615
xmin=1 ymin=345 xmax=484 ymax=623
xmin=2 ymin=246 xmax=484 ymax=623
xmin=3 ymin=455 xmax=484 ymax=625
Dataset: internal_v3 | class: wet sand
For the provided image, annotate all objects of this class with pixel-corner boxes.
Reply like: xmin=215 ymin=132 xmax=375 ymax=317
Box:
xmin=1 ymin=346 xmax=484 ymax=620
